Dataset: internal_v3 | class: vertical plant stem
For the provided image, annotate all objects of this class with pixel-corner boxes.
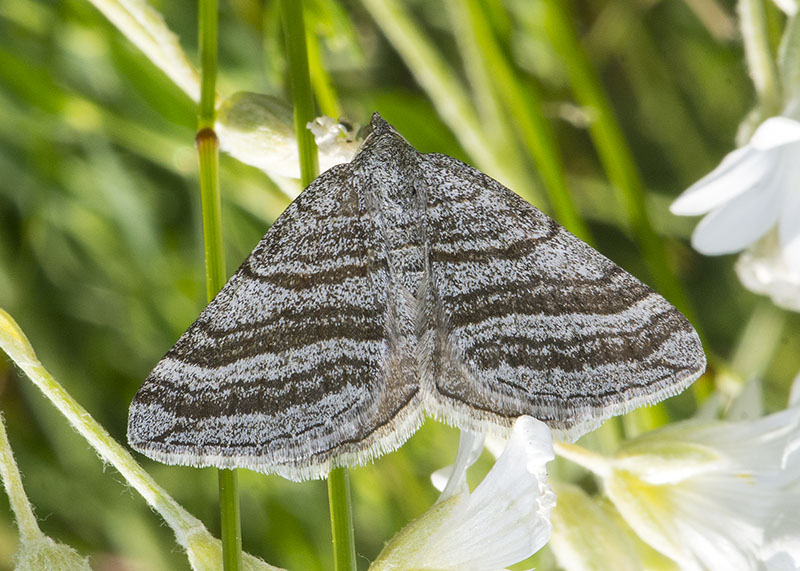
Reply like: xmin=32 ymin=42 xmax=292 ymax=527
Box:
xmin=281 ymin=0 xmax=319 ymax=187
xmin=543 ymin=1 xmax=696 ymax=324
xmin=197 ymin=1 xmax=241 ymax=570
xmin=0 ymin=310 xmax=220 ymax=560
xmin=307 ymin=27 xmax=342 ymax=118
xmin=328 ymin=467 xmax=357 ymax=571
xmin=0 ymin=413 xmax=41 ymax=543
xmin=197 ymin=132 xmax=225 ymax=297
xmin=217 ymin=469 xmax=242 ymax=571
xmin=280 ymin=2 xmax=356 ymax=570
xmin=199 ymin=0 xmax=218 ymax=131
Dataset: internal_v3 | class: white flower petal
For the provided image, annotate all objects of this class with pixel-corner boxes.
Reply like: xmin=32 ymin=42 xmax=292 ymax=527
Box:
xmin=789 ymin=370 xmax=800 ymax=408
xmin=307 ymin=116 xmax=361 ymax=172
xmin=778 ymin=187 xmax=800 ymax=252
xmin=434 ymin=429 xmax=485 ymax=499
xmin=690 ymin=177 xmax=782 ymax=254
xmin=726 ymin=378 xmax=765 ymax=421
xmin=771 ymin=0 xmax=798 ymax=14
xmin=430 ymin=418 xmax=554 ymax=569
xmin=216 ymin=92 xmax=359 ymax=180
xmin=215 ymin=92 xmax=300 ymax=179
xmin=430 ymin=466 xmax=452 ymax=494
xmin=736 ymin=234 xmax=800 ymax=311
xmin=371 ymin=417 xmax=555 ymax=571
xmin=750 ymin=117 xmax=800 ymax=149
xmin=472 ymin=416 xmax=554 ymax=495
xmin=760 ymin=495 xmax=800 ymax=570
xmin=609 ymin=463 xmax=766 ymax=571
xmin=762 ymin=551 xmax=800 ymax=571
xmin=784 ymin=234 xmax=800 ymax=274
xmin=601 ymin=411 xmax=800 ymax=571
xmin=483 ymin=432 xmax=508 ymax=459
xmin=670 ymin=146 xmax=771 ymax=216
xmin=549 ymin=482 xmax=677 ymax=571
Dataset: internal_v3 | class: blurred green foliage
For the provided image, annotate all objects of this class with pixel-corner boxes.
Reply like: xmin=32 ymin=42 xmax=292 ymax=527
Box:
xmin=0 ymin=0 xmax=799 ymax=569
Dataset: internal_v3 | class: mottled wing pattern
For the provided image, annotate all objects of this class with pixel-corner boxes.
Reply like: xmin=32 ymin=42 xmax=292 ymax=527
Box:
xmin=421 ymin=153 xmax=706 ymax=439
xmin=129 ymin=114 xmax=706 ymax=479
xmin=128 ymin=162 xmax=421 ymax=481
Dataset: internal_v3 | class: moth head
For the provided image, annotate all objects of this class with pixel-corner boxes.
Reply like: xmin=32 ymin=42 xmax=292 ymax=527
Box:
xmin=353 ymin=112 xmax=414 ymax=158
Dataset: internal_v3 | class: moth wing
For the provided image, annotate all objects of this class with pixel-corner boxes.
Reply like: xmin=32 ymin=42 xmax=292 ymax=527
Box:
xmin=421 ymin=153 xmax=705 ymax=439
xmin=128 ymin=164 xmax=421 ymax=481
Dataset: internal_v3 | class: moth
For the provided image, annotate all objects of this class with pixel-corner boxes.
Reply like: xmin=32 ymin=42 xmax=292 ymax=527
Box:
xmin=128 ymin=113 xmax=705 ymax=481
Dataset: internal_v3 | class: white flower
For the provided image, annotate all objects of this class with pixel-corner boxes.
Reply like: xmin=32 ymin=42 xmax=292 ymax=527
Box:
xmin=548 ymin=481 xmax=678 ymax=571
xmin=671 ymin=116 xmax=800 ymax=310
xmin=369 ymin=417 xmax=555 ymax=571
xmin=736 ymin=229 xmax=800 ymax=311
xmin=307 ymin=116 xmax=361 ymax=168
xmin=215 ymin=92 xmax=360 ymax=189
xmin=759 ymin=372 xmax=800 ymax=569
xmin=671 ymin=116 xmax=800 ymax=256
xmin=556 ymin=409 xmax=800 ymax=571
xmin=773 ymin=0 xmax=798 ymax=15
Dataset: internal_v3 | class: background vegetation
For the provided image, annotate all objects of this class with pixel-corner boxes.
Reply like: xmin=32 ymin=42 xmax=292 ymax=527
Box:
xmin=0 ymin=0 xmax=798 ymax=569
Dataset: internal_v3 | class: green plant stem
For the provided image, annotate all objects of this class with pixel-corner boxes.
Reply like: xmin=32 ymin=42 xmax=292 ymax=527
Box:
xmin=197 ymin=131 xmax=225 ymax=296
xmin=0 ymin=310 xmax=217 ymax=559
xmin=280 ymin=2 xmax=356 ymax=570
xmin=0 ymin=413 xmax=40 ymax=543
xmin=306 ymin=26 xmax=342 ymax=118
xmin=198 ymin=119 xmax=242 ymax=571
xmin=197 ymin=0 xmax=241 ymax=569
xmin=328 ymin=468 xmax=357 ymax=571
xmin=217 ymin=469 xmax=242 ymax=571
xmin=281 ymin=0 xmax=319 ymax=187
xmin=543 ymin=1 xmax=695 ymax=324
xmin=198 ymin=0 xmax=218 ymax=130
